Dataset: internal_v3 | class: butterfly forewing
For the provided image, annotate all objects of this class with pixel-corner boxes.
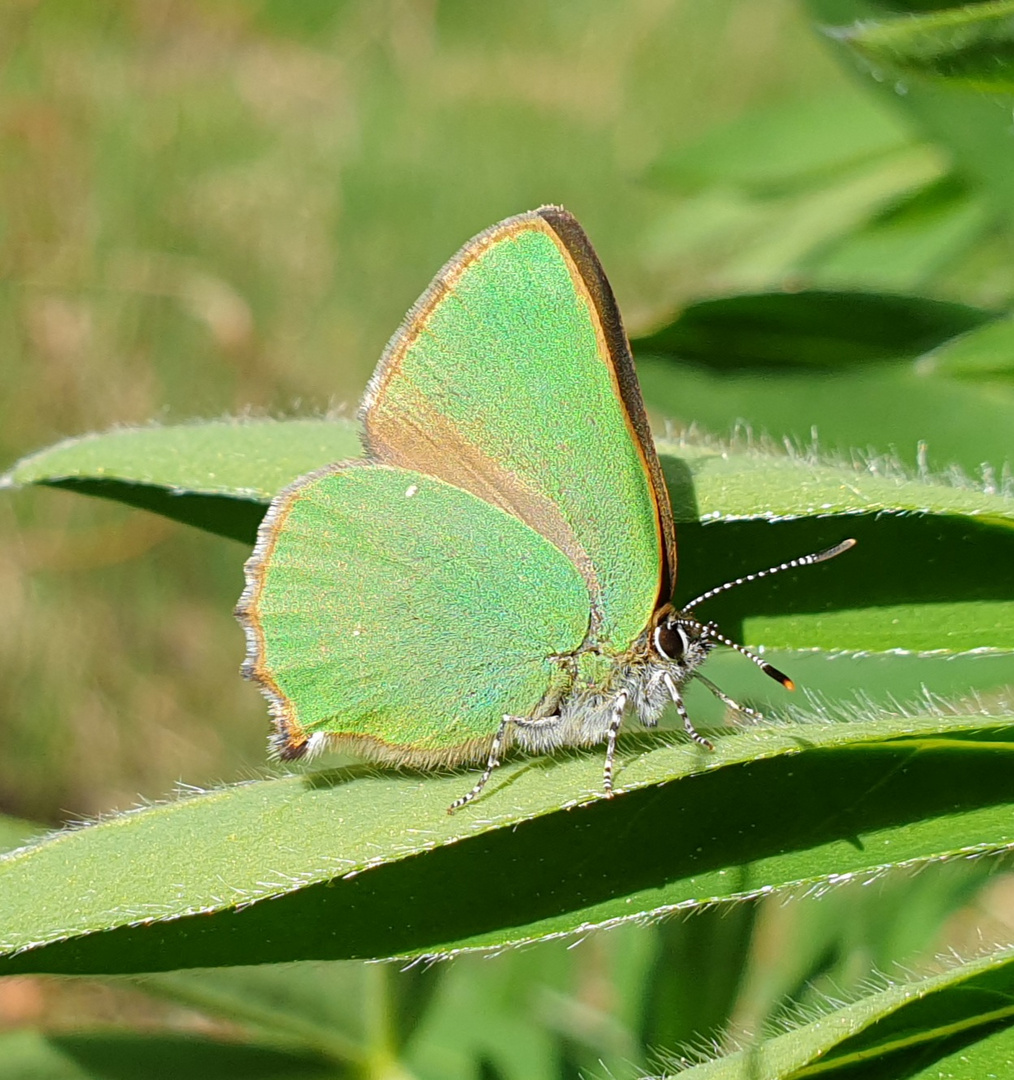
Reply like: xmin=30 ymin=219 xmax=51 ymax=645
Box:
xmin=361 ymin=207 xmax=674 ymax=652
xmin=239 ymin=463 xmax=590 ymax=762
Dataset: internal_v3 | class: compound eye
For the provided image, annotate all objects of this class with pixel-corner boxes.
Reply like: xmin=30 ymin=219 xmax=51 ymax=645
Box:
xmin=654 ymin=620 xmax=691 ymax=661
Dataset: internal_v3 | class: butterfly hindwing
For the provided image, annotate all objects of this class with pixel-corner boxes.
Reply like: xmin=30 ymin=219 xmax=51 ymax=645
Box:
xmin=239 ymin=462 xmax=590 ymax=763
xmin=361 ymin=207 xmax=675 ymax=652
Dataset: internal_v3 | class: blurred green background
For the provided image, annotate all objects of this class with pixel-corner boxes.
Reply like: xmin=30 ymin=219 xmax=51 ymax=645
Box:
xmin=3 ymin=0 xmax=1014 ymax=1070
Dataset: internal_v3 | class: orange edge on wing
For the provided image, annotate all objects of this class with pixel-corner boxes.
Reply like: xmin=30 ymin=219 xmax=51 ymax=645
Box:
xmin=234 ymin=463 xmax=344 ymax=758
xmin=536 ymin=206 xmax=676 ymax=610
xmin=361 ymin=210 xmax=556 ymax=439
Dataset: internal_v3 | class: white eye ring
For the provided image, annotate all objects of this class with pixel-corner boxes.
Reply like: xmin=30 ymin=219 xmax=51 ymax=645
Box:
xmin=654 ymin=623 xmax=691 ymax=661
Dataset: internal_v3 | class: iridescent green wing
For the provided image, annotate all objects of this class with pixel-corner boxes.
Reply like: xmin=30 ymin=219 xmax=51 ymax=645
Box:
xmin=361 ymin=206 xmax=675 ymax=653
xmin=238 ymin=463 xmax=589 ymax=762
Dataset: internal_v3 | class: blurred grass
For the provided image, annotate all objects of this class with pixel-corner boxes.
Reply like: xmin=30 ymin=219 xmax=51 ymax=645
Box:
xmin=0 ymin=0 xmax=861 ymax=822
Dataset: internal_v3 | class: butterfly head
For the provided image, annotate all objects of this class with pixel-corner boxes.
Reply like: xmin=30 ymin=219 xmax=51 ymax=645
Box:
xmin=651 ymin=603 xmax=793 ymax=689
xmin=650 ymin=539 xmax=857 ymax=689
xmin=651 ymin=606 xmax=716 ymax=671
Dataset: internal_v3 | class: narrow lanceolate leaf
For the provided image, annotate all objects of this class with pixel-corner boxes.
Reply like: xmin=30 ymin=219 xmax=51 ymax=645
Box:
xmin=0 ymin=1029 xmax=337 ymax=1080
xmin=631 ymin=291 xmax=992 ymax=369
xmin=826 ymin=1 xmax=1014 ymax=92
xmin=6 ymin=416 xmax=1014 ymax=527
xmin=0 ymin=707 xmax=1011 ymax=975
xmin=656 ymin=436 xmax=1014 ymax=653
xmin=1 ymin=418 xmax=361 ymax=543
xmin=7 ymin=420 xmax=1014 ymax=653
xmin=644 ymin=94 xmax=916 ymax=195
xmin=916 ymin=311 xmax=1014 ymax=376
xmin=637 ymin=349 xmax=1014 ymax=484
xmin=658 ymin=437 xmax=1014 ymax=522
xmin=631 ymin=290 xmax=1014 ymax=479
xmin=670 ymin=946 xmax=1014 ymax=1079
xmin=145 ymin=961 xmax=442 ymax=1065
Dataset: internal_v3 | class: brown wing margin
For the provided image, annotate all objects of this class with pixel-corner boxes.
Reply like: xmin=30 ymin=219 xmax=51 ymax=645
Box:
xmin=536 ymin=206 xmax=678 ymax=604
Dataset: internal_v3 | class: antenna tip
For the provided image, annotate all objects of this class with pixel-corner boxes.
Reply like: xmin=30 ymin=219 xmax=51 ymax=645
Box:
xmin=762 ymin=663 xmax=794 ymax=690
xmin=814 ymin=538 xmax=857 ymax=563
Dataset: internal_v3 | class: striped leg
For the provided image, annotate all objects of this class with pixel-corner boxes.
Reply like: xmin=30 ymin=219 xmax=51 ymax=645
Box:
xmin=602 ymin=690 xmax=629 ymax=795
xmin=448 ymin=712 xmax=562 ymax=813
xmin=448 ymin=715 xmax=513 ymax=814
xmin=695 ymin=672 xmax=764 ymax=723
xmin=662 ymin=673 xmax=715 ymax=751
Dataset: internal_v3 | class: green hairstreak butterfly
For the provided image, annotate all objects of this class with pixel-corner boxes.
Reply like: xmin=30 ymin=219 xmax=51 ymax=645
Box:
xmin=237 ymin=206 xmax=854 ymax=811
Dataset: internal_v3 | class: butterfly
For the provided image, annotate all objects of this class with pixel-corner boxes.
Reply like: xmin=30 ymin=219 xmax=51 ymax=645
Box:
xmin=237 ymin=206 xmax=854 ymax=811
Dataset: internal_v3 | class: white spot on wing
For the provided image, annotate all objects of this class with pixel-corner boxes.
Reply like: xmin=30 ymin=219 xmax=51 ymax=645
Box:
xmin=405 ymin=484 xmax=418 ymax=497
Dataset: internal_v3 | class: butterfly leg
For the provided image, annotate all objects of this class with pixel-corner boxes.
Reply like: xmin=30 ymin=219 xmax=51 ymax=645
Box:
xmin=695 ymin=672 xmax=764 ymax=723
xmin=602 ymin=690 xmax=629 ymax=796
xmin=447 ymin=714 xmax=515 ymax=814
xmin=448 ymin=711 xmax=565 ymax=814
xmin=662 ymin=672 xmax=715 ymax=751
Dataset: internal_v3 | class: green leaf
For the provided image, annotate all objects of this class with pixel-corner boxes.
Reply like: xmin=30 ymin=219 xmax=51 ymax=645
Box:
xmin=664 ymin=437 xmax=1014 ymax=636
xmin=697 ymin=650 xmax=1014 ymax=736
xmin=1 ymin=419 xmax=361 ymax=543
xmin=144 ymin=961 xmax=443 ymax=1064
xmin=801 ymin=176 xmax=992 ymax=292
xmin=808 ymin=0 xmax=1014 ymax=231
xmin=0 ymin=707 xmax=1012 ymax=975
xmin=646 ymin=95 xmax=916 ymax=196
xmin=669 ymin=946 xmax=1014 ymax=1079
xmin=634 ymin=293 xmax=1014 ymax=477
xmin=684 ymin=860 xmax=998 ymax=1064
xmin=663 ymin=438 xmax=1014 ymax=521
xmin=8 ymin=421 xmax=1014 ymax=653
xmin=642 ymin=133 xmax=947 ymax=294
xmin=644 ymin=358 xmax=1014 ymax=484
xmin=0 ymin=1030 xmax=338 ymax=1080
xmin=703 ymin=146 xmax=945 ymax=288
xmin=638 ymin=901 xmax=758 ymax=1056
xmin=917 ymin=310 xmax=1014 ymax=375
xmin=402 ymin=953 xmax=568 ymax=1080
xmin=828 ymin=1 xmax=1014 ymax=92
xmin=919 ymin=1023 xmax=1014 ymax=1079
xmin=631 ymin=290 xmax=992 ymax=368
xmin=661 ymin=444 xmax=1014 ymax=654
xmin=8 ymin=413 xmax=1014 ymax=528
xmin=399 ymin=937 xmax=649 ymax=1080
xmin=148 ymin=949 xmax=612 ymax=1080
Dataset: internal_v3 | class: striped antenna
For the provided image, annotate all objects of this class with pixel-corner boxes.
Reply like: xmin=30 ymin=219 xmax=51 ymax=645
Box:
xmin=687 ymin=619 xmax=795 ymax=690
xmin=681 ymin=539 xmax=856 ymax=613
